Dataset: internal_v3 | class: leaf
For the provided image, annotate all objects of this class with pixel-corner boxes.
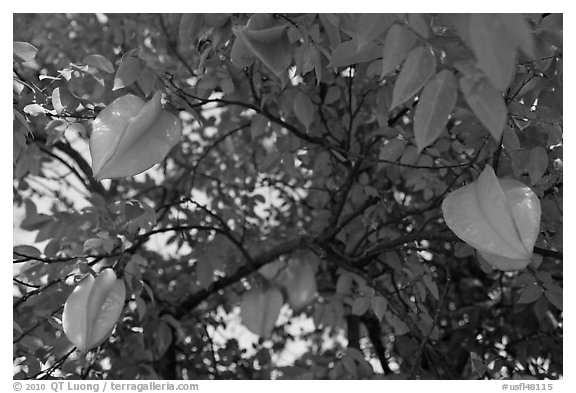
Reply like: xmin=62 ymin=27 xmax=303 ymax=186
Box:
xmin=23 ymin=104 xmax=46 ymax=116
xmin=499 ymin=14 xmax=535 ymax=59
xmin=83 ymin=54 xmax=115 ymax=74
xmin=381 ymin=24 xmax=417 ymax=77
xmin=83 ymin=238 xmax=116 ymax=254
xmin=502 ymin=127 xmax=521 ymax=152
xmin=442 ymin=165 xmax=541 ymax=271
xmin=113 ymin=55 xmax=142 ymax=91
xmin=240 ymin=287 xmax=283 ymax=337
xmin=251 ymin=114 xmax=269 ymax=137
xmin=390 ymin=46 xmax=436 ymax=109
xmin=13 ymin=245 xmax=42 ymax=259
xmin=351 ymin=297 xmax=371 ymax=316
xmin=459 ymin=75 xmax=507 ymax=141
xmin=544 ymin=284 xmax=563 ymax=311
xmin=517 ymin=284 xmax=544 ymax=304
xmin=62 ymin=269 xmax=126 ymax=352
xmin=510 ymin=149 xmax=530 ymax=178
xmin=14 ymin=109 xmax=32 ymax=135
xmin=528 ymin=146 xmax=548 ymax=185
xmin=329 ymin=39 xmax=381 ymax=69
xmin=422 ymin=275 xmax=439 ymax=300
xmin=155 ymin=322 xmax=173 ymax=358
xmin=13 ymin=41 xmax=38 ymax=62
xmin=385 ymin=311 xmax=410 ymax=335
xmin=137 ymin=67 xmax=157 ymax=97
xmin=414 ymin=70 xmax=457 ymax=152
xmin=293 ymin=91 xmax=314 ymax=130
xmin=318 ymin=14 xmax=341 ymax=49
xmin=232 ymin=14 xmax=292 ymax=77
xmin=470 ymin=352 xmax=487 ymax=377
xmin=408 ymin=14 xmax=430 ymax=38
xmin=51 ymin=87 xmax=77 ymax=115
xmin=354 ymin=14 xmax=395 ymax=49
xmin=309 ymin=44 xmax=322 ymax=84
xmin=20 ymin=200 xmax=52 ymax=231
xmin=280 ymin=259 xmax=317 ymax=311
xmin=341 ymin=354 xmax=358 ymax=377
xmin=230 ymin=32 xmax=255 ymax=69
xmin=196 ymin=259 xmax=214 ymax=290
xmin=336 ymin=273 xmax=353 ymax=294
xmin=469 ymin=14 xmax=517 ymax=92
xmin=178 ymin=14 xmax=204 ymax=45
xmin=370 ymin=296 xmax=388 ymax=321
xmin=89 ymin=91 xmax=182 ymax=179
xmin=379 ymin=139 xmax=407 ymax=162
xmin=67 ymin=122 xmax=87 ymax=137
xmin=324 ymin=86 xmax=340 ymax=105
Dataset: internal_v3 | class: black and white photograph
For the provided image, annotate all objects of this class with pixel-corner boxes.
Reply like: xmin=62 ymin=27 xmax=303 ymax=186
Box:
xmin=12 ymin=11 xmax=563 ymax=384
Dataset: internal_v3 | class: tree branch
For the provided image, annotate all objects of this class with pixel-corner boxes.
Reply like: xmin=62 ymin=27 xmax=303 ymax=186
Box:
xmin=174 ymin=236 xmax=309 ymax=318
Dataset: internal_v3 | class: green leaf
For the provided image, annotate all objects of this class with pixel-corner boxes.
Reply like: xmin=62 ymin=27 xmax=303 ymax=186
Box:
xmin=329 ymin=39 xmax=381 ymax=69
xmin=544 ymin=285 xmax=562 ymax=311
xmin=381 ymin=24 xmax=416 ymax=77
xmin=113 ymin=55 xmax=142 ymax=91
xmin=528 ymin=146 xmax=548 ymax=185
xmin=23 ymin=104 xmax=46 ymax=117
xmin=400 ymin=145 xmax=418 ymax=166
xmin=230 ymin=32 xmax=254 ymax=69
xmin=293 ymin=91 xmax=314 ymax=129
xmin=13 ymin=245 xmax=42 ymax=259
xmin=385 ymin=311 xmax=410 ymax=335
xmin=14 ymin=109 xmax=32 ymax=135
xmin=67 ymin=122 xmax=87 ymax=137
xmin=469 ymin=14 xmax=517 ymax=92
xmin=470 ymin=352 xmax=487 ymax=377
xmin=459 ymin=75 xmax=507 ymax=141
xmin=83 ymin=54 xmax=115 ymax=74
xmin=324 ymin=86 xmax=340 ymax=105
xmin=390 ymin=46 xmax=436 ymax=109
xmin=379 ymin=138 xmax=407 ymax=162
xmin=83 ymin=238 xmax=116 ymax=254
xmin=370 ymin=296 xmax=388 ymax=321
xmin=353 ymin=14 xmax=395 ymax=49
xmin=318 ymin=14 xmax=341 ymax=49
xmin=499 ymin=14 xmax=535 ymax=59
xmin=240 ymin=288 xmax=283 ymax=337
xmin=155 ymin=322 xmax=173 ymax=358
xmin=279 ymin=258 xmax=317 ymax=311
xmin=351 ymin=297 xmax=371 ymax=316
xmin=232 ymin=14 xmax=292 ymax=77
xmin=13 ymin=41 xmax=38 ymax=62
xmin=178 ymin=14 xmax=204 ymax=46
xmin=414 ymin=70 xmax=457 ymax=153
xmin=502 ymin=127 xmax=521 ymax=152
xmin=137 ymin=67 xmax=157 ymax=97
xmin=408 ymin=14 xmax=430 ymax=38
xmin=341 ymin=353 xmax=358 ymax=377
xmin=250 ymin=114 xmax=269 ymax=137
xmin=336 ymin=273 xmax=353 ymax=294
xmin=422 ymin=274 xmax=439 ymax=300
xmin=196 ymin=259 xmax=214 ymax=290
xmin=45 ymin=120 xmax=67 ymax=146
xmin=510 ymin=149 xmax=530 ymax=178
xmin=517 ymin=284 xmax=544 ymax=304
xmin=51 ymin=87 xmax=78 ymax=115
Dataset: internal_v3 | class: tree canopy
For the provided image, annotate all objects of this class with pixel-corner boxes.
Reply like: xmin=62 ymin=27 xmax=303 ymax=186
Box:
xmin=13 ymin=13 xmax=562 ymax=380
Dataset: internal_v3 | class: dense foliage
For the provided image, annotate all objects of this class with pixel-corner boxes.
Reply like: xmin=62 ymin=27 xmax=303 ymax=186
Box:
xmin=13 ymin=13 xmax=562 ymax=380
